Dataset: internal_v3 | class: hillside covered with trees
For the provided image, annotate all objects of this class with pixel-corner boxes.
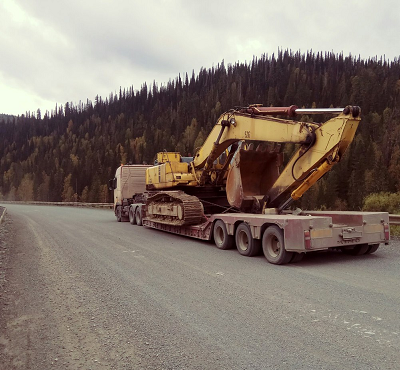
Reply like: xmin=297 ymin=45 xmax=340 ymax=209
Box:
xmin=1 ymin=50 xmax=400 ymax=210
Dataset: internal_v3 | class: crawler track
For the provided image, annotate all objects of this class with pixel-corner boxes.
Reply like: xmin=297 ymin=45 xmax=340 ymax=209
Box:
xmin=146 ymin=191 xmax=204 ymax=226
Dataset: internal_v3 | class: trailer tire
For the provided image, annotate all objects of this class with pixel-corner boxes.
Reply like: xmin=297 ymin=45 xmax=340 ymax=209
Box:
xmin=235 ymin=223 xmax=261 ymax=257
xmin=262 ymin=225 xmax=293 ymax=265
xmin=129 ymin=207 xmax=136 ymax=225
xmin=116 ymin=206 xmax=122 ymax=222
xmin=365 ymin=244 xmax=380 ymax=254
xmin=290 ymin=252 xmax=305 ymax=263
xmin=213 ymin=220 xmax=234 ymax=250
xmin=135 ymin=207 xmax=143 ymax=226
xmin=341 ymin=244 xmax=369 ymax=255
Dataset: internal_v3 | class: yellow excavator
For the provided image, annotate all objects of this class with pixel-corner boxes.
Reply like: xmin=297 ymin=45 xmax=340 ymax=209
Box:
xmin=144 ymin=104 xmax=361 ymax=226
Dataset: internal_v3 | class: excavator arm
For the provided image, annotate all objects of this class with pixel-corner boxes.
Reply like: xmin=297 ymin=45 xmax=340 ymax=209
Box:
xmin=265 ymin=105 xmax=360 ymax=211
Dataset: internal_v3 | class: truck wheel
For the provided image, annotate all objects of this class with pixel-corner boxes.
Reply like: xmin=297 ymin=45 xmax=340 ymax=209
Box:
xmin=213 ymin=220 xmax=234 ymax=250
xmin=129 ymin=207 xmax=136 ymax=225
xmin=235 ymin=223 xmax=261 ymax=257
xmin=262 ymin=225 xmax=293 ymax=265
xmin=135 ymin=207 xmax=142 ymax=226
xmin=365 ymin=244 xmax=380 ymax=254
xmin=116 ymin=206 xmax=122 ymax=222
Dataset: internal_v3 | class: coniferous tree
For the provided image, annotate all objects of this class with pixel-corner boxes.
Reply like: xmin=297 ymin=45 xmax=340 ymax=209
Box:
xmin=1 ymin=51 xmax=400 ymax=210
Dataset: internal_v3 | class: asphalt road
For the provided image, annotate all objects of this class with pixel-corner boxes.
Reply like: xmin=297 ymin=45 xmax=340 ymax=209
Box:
xmin=0 ymin=204 xmax=399 ymax=369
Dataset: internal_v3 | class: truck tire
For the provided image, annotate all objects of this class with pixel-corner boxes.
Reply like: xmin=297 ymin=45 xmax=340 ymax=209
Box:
xmin=116 ymin=206 xmax=122 ymax=222
xmin=213 ymin=220 xmax=234 ymax=250
xmin=235 ymin=222 xmax=261 ymax=257
xmin=135 ymin=207 xmax=142 ymax=226
xmin=129 ymin=207 xmax=136 ymax=225
xmin=262 ymin=225 xmax=293 ymax=265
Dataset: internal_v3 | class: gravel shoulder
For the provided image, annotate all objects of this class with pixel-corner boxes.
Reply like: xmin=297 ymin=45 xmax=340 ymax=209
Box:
xmin=0 ymin=213 xmax=36 ymax=369
xmin=0 ymin=211 xmax=138 ymax=369
xmin=0 ymin=212 xmax=73 ymax=369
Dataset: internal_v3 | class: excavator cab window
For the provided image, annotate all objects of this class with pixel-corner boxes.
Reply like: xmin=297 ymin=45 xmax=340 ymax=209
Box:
xmin=181 ymin=156 xmax=193 ymax=163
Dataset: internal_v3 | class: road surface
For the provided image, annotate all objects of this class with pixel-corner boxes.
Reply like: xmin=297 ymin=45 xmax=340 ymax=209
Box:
xmin=0 ymin=204 xmax=399 ymax=369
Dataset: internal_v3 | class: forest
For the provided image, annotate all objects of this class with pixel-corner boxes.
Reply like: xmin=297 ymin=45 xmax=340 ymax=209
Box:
xmin=1 ymin=50 xmax=400 ymax=211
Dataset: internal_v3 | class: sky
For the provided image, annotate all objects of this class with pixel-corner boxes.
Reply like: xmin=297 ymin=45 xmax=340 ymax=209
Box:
xmin=0 ymin=0 xmax=399 ymax=116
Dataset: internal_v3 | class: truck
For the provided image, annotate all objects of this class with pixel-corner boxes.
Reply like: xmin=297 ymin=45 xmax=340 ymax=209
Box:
xmin=109 ymin=104 xmax=390 ymax=264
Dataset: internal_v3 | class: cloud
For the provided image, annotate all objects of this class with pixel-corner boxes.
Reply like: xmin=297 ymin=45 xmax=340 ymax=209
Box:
xmin=0 ymin=0 xmax=399 ymax=115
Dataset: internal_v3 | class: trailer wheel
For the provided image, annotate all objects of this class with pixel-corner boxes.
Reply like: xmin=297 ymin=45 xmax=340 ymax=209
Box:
xmin=365 ymin=244 xmax=380 ymax=254
xmin=129 ymin=207 xmax=136 ymax=225
xmin=235 ymin=223 xmax=261 ymax=257
xmin=135 ymin=207 xmax=143 ymax=226
xmin=341 ymin=244 xmax=369 ymax=255
xmin=116 ymin=206 xmax=122 ymax=222
xmin=213 ymin=220 xmax=234 ymax=250
xmin=290 ymin=252 xmax=305 ymax=263
xmin=262 ymin=225 xmax=293 ymax=265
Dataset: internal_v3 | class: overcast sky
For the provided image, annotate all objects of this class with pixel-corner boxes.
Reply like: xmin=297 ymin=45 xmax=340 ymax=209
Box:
xmin=0 ymin=0 xmax=399 ymax=116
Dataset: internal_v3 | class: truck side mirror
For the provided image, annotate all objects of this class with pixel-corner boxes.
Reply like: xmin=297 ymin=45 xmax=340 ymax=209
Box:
xmin=108 ymin=178 xmax=117 ymax=191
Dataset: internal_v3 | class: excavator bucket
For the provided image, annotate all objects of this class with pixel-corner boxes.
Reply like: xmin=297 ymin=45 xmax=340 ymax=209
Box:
xmin=226 ymin=144 xmax=283 ymax=212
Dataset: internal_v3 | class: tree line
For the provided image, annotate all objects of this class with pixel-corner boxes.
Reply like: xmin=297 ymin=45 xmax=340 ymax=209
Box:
xmin=1 ymin=50 xmax=400 ymax=210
